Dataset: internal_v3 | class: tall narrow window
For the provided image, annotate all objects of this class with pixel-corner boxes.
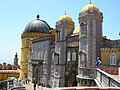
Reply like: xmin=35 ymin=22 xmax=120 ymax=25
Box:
xmin=32 ymin=52 xmax=35 ymax=60
xmin=56 ymin=30 xmax=60 ymax=42
xmin=72 ymin=52 xmax=76 ymax=61
xmin=51 ymin=52 xmax=54 ymax=64
xmin=54 ymin=53 xmax=59 ymax=65
xmin=41 ymin=52 xmax=43 ymax=60
xmin=80 ymin=52 xmax=86 ymax=67
xmin=110 ymin=53 xmax=116 ymax=65
xmin=35 ymin=51 xmax=37 ymax=60
xmin=52 ymin=53 xmax=54 ymax=61
xmin=44 ymin=52 xmax=47 ymax=60
xmin=67 ymin=52 xmax=71 ymax=61
xmin=37 ymin=52 xmax=40 ymax=60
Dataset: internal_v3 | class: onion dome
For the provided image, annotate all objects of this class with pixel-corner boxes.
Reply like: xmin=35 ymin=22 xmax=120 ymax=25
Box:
xmin=23 ymin=14 xmax=51 ymax=33
xmin=58 ymin=12 xmax=72 ymax=22
xmin=73 ymin=27 xmax=80 ymax=34
xmin=81 ymin=3 xmax=100 ymax=13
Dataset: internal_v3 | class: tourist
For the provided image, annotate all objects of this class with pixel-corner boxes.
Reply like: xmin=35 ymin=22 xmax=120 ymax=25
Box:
xmin=95 ymin=57 xmax=101 ymax=67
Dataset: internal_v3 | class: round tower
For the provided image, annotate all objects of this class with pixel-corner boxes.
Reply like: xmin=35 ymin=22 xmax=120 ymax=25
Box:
xmin=78 ymin=3 xmax=103 ymax=67
xmin=20 ymin=15 xmax=51 ymax=78
xmin=54 ymin=13 xmax=74 ymax=87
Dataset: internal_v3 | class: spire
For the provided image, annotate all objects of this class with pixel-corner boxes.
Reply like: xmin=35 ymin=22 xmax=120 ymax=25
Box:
xmin=37 ymin=10 xmax=40 ymax=20
xmin=65 ymin=10 xmax=66 ymax=15
xmin=90 ymin=0 xmax=91 ymax=4
xmin=15 ymin=52 xmax=18 ymax=58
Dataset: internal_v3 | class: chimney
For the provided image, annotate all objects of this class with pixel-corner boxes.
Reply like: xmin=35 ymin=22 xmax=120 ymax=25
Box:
xmin=3 ymin=62 xmax=6 ymax=70
xmin=12 ymin=65 xmax=17 ymax=70
xmin=0 ymin=64 xmax=2 ymax=70
xmin=7 ymin=64 xmax=11 ymax=70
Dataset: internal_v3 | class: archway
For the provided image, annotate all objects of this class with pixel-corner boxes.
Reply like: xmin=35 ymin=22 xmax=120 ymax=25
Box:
xmin=67 ymin=73 xmax=76 ymax=87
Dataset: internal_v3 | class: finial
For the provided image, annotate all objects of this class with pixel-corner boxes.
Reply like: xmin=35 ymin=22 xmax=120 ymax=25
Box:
xmin=37 ymin=14 xmax=40 ymax=20
xmin=37 ymin=10 xmax=40 ymax=20
xmin=90 ymin=0 xmax=91 ymax=4
xmin=65 ymin=10 xmax=66 ymax=15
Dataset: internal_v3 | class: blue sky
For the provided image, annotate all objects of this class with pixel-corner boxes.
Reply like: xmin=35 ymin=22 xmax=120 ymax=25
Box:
xmin=0 ymin=0 xmax=120 ymax=64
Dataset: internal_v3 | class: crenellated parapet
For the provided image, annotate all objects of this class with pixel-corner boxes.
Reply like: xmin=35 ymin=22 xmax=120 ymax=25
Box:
xmin=0 ymin=63 xmax=17 ymax=70
xmin=101 ymin=48 xmax=120 ymax=52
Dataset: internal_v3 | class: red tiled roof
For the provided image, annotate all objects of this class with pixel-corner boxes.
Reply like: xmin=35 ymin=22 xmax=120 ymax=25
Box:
xmin=0 ymin=70 xmax=19 ymax=74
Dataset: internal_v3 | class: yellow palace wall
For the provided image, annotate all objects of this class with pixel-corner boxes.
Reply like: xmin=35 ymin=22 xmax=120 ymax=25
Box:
xmin=101 ymin=48 xmax=120 ymax=66
xmin=0 ymin=73 xmax=19 ymax=81
xmin=20 ymin=32 xmax=50 ymax=78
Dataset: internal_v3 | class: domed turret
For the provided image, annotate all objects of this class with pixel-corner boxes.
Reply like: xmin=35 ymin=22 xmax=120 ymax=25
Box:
xmin=58 ymin=12 xmax=72 ymax=22
xmin=73 ymin=27 xmax=80 ymax=34
xmin=23 ymin=15 xmax=51 ymax=33
xmin=20 ymin=15 xmax=51 ymax=78
xmin=81 ymin=3 xmax=100 ymax=13
xmin=78 ymin=2 xmax=103 ymax=68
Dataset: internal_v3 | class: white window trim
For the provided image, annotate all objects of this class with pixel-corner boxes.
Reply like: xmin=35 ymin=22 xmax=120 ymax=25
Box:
xmin=110 ymin=53 xmax=116 ymax=65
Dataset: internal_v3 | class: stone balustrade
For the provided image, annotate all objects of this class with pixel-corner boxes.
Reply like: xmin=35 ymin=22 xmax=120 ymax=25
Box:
xmin=77 ymin=67 xmax=120 ymax=87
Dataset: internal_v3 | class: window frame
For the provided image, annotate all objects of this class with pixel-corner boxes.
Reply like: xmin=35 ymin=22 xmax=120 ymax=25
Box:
xmin=110 ymin=53 xmax=116 ymax=65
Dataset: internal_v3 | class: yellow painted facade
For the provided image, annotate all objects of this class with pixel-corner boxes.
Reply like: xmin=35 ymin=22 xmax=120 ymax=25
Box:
xmin=20 ymin=32 xmax=50 ymax=78
xmin=0 ymin=72 xmax=19 ymax=81
xmin=73 ymin=27 xmax=80 ymax=34
xmin=101 ymin=48 xmax=120 ymax=66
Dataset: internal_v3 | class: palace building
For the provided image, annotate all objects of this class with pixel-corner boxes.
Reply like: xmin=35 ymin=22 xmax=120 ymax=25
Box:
xmin=20 ymin=2 xmax=120 ymax=87
xmin=0 ymin=53 xmax=19 ymax=81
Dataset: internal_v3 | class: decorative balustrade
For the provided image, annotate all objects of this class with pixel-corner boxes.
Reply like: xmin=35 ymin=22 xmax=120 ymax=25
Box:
xmin=77 ymin=67 xmax=120 ymax=87
xmin=78 ymin=67 xmax=97 ymax=79
xmin=96 ymin=68 xmax=120 ymax=87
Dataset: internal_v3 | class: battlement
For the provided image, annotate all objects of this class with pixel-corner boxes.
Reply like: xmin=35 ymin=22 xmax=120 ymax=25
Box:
xmin=101 ymin=48 xmax=120 ymax=52
xmin=0 ymin=63 xmax=17 ymax=70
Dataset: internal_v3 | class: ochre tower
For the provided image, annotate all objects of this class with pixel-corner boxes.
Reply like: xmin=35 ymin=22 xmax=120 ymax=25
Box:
xmin=20 ymin=15 xmax=51 ymax=78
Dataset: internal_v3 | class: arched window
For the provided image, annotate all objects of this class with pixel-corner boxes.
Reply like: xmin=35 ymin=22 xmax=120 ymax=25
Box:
xmin=110 ymin=53 xmax=116 ymax=65
xmin=67 ymin=52 xmax=71 ymax=61
xmin=52 ymin=52 xmax=54 ymax=61
xmin=37 ymin=52 xmax=40 ymax=60
xmin=72 ymin=52 xmax=76 ymax=61
xmin=35 ymin=51 xmax=37 ymax=60
xmin=79 ymin=51 xmax=86 ymax=67
xmin=32 ymin=52 xmax=35 ymax=60
xmin=44 ymin=52 xmax=47 ymax=60
xmin=81 ymin=53 xmax=85 ymax=61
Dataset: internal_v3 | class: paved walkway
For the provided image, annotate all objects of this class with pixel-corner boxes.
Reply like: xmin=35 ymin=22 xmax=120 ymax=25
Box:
xmin=25 ymin=83 xmax=49 ymax=90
